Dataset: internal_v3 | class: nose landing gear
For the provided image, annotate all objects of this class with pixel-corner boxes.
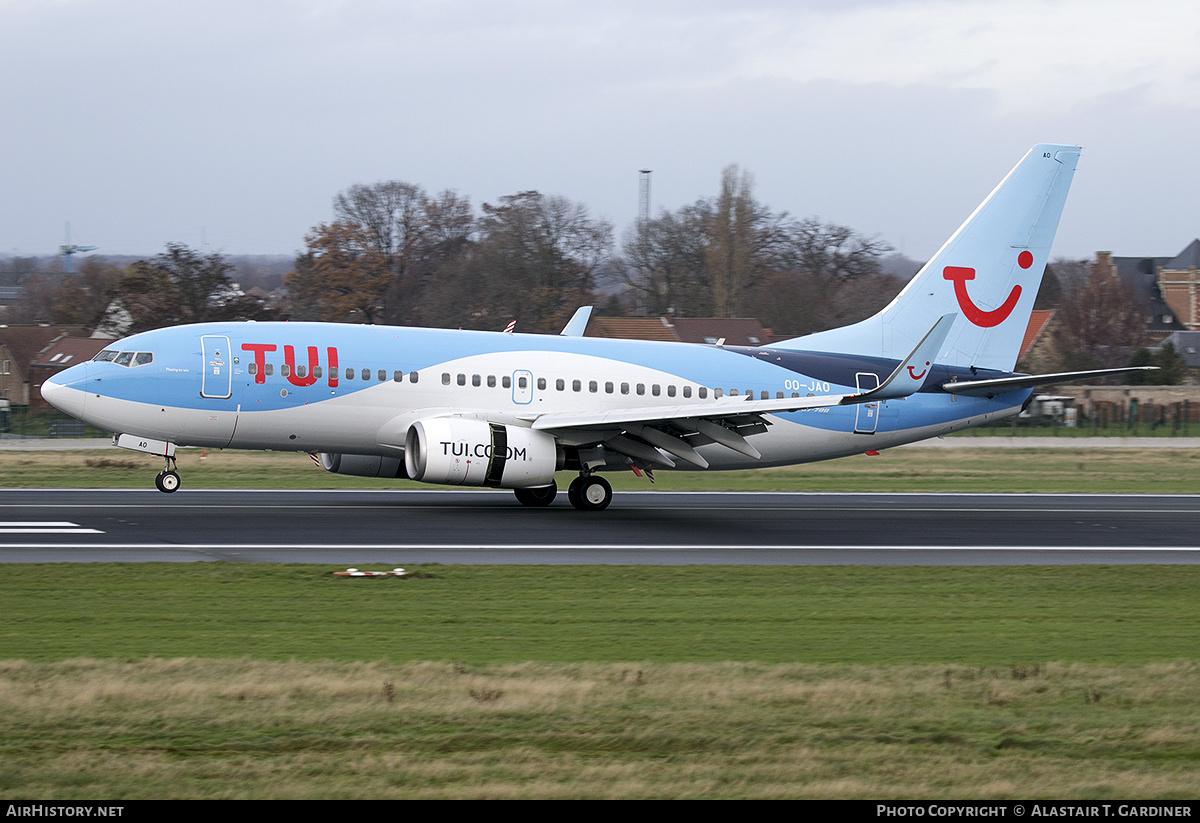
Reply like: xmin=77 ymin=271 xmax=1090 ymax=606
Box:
xmin=155 ymin=455 xmax=181 ymax=493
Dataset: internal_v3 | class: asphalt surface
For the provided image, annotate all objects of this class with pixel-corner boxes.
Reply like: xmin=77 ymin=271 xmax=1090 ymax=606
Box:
xmin=5 ymin=436 xmax=1200 ymax=450
xmin=2 ymin=489 xmax=1198 ymax=564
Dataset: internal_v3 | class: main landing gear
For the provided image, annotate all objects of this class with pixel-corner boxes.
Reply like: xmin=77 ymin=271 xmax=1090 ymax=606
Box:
xmin=512 ymin=473 xmax=613 ymax=511
xmin=155 ymin=455 xmax=181 ymax=494
xmin=567 ymin=473 xmax=612 ymax=511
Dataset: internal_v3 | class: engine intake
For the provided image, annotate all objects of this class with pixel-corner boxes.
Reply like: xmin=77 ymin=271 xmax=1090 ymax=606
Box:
xmin=405 ymin=418 xmax=561 ymax=488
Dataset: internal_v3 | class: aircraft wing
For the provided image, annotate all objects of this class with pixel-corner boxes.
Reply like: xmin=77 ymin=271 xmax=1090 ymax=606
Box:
xmin=526 ymin=315 xmax=955 ymax=468
xmin=528 ymin=391 xmax=852 ymax=429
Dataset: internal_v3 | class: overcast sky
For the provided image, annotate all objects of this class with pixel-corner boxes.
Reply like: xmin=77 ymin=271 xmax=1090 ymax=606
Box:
xmin=2 ymin=0 xmax=1197 ymax=263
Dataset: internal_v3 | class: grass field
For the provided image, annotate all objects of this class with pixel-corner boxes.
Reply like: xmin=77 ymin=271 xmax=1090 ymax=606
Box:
xmin=3 ymin=446 xmax=1200 ymax=798
xmin=4 ymin=444 xmax=1200 ymax=493
xmin=2 ymin=564 xmax=1200 ymax=798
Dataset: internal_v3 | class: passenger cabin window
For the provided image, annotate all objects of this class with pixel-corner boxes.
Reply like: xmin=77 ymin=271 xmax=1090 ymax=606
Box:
xmin=409 ymin=371 xmax=419 ymax=383
xmin=394 ymin=371 xmax=403 ymax=382
xmin=572 ymin=380 xmax=581 ymax=392
xmin=442 ymin=372 xmax=451 ymax=385
xmin=378 ymin=369 xmax=386 ymax=382
xmin=345 ymin=367 xmax=354 ymax=380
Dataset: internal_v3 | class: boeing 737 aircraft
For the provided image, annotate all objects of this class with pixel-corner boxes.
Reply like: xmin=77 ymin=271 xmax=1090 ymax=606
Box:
xmin=42 ymin=144 xmax=1142 ymax=510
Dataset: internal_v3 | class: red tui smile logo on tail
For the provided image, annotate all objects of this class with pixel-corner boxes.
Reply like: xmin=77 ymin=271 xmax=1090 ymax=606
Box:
xmin=943 ymin=252 xmax=1033 ymax=327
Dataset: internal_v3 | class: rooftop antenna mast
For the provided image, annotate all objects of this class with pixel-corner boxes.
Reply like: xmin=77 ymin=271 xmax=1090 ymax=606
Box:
xmin=59 ymin=223 xmax=98 ymax=273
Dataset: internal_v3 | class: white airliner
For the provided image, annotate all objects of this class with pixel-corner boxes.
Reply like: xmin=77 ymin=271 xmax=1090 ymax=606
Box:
xmin=42 ymin=144 xmax=1142 ymax=510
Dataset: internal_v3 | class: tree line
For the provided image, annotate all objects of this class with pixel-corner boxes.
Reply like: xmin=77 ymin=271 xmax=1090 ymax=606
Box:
xmin=2 ymin=167 xmax=1186 ymax=384
xmin=285 ymin=165 xmax=901 ymax=336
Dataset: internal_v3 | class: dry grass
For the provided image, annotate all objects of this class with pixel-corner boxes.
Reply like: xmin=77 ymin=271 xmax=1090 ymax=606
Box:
xmin=4 ymin=445 xmax=1200 ymax=492
xmin=2 ymin=659 xmax=1199 ymax=799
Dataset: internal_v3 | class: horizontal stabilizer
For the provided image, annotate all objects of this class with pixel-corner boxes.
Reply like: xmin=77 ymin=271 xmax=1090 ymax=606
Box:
xmin=942 ymin=366 xmax=1159 ymax=396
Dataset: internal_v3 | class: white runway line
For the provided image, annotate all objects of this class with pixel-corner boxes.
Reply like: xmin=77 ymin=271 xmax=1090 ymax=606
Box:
xmin=0 ymin=521 xmax=103 ymax=534
xmin=0 ymin=543 xmax=1197 ymax=551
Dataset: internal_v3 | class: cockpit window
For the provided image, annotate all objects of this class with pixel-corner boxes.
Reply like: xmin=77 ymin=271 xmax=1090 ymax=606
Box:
xmin=93 ymin=350 xmax=154 ymax=368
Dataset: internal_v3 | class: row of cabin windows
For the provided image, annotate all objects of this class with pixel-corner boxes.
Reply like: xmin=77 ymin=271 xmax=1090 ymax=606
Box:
xmin=242 ymin=363 xmax=801 ymax=401
xmin=438 ymin=372 xmax=803 ymax=401
xmin=247 ymin=363 xmax=420 ymax=383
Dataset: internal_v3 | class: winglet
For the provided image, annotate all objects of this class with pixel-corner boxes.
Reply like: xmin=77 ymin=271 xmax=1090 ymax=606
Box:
xmin=560 ymin=306 xmax=593 ymax=337
xmin=849 ymin=313 xmax=955 ymax=402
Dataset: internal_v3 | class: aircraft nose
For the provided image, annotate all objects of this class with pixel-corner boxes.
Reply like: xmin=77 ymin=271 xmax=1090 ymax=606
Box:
xmin=42 ymin=364 xmax=88 ymax=419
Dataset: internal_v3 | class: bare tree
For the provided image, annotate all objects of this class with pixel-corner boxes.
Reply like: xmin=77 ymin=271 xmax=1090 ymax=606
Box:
xmin=1052 ymin=261 xmax=1147 ymax=372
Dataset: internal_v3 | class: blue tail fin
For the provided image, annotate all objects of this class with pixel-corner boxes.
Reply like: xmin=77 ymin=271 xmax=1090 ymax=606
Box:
xmin=776 ymin=144 xmax=1081 ymax=372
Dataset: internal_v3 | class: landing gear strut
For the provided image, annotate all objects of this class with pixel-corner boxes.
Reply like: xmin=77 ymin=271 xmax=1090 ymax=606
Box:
xmin=568 ymin=474 xmax=612 ymax=511
xmin=155 ymin=455 xmax=181 ymax=494
xmin=514 ymin=481 xmax=557 ymax=507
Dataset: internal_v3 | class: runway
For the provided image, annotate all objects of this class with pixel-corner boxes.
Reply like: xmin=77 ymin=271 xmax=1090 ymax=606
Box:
xmin=2 ymin=489 xmax=1199 ymax=564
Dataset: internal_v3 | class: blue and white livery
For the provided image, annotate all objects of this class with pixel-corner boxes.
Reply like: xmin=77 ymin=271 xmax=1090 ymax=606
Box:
xmin=42 ymin=145 xmax=1140 ymax=509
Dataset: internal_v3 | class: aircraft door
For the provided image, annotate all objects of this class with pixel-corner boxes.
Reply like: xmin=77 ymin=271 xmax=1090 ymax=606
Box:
xmin=200 ymin=335 xmax=233 ymax=399
xmin=854 ymin=372 xmax=879 ymax=434
xmin=512 ymin=370 xmax=533 ymax=405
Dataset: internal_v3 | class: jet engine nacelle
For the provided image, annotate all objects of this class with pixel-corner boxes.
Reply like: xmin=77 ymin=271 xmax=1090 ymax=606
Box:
xmin=404 ymin=418 xmax=562 ymax=488
xmin=319 ymin=452 xmax=407 ymax=479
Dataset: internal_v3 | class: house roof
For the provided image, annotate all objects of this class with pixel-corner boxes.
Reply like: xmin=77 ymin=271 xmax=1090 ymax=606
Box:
xmin=585 ymin=317 xmax=678 ymax=342
xmin=586 ymin=316 xmax=776 ymax=346
xmin=30 ymin=336 xmax=109 ymax=369
xmin=1165 ymin=239 xmax=1200 ymax=271
xmin=669 ymin=318 xmax=772 ymax=347
xmin=1020 ymin=309 xmax=1055 ymax=361
xmin=0 ymin=325 xmax=85 ymax=377
xmin=1161 ymin=331 xmax=1200 ymax=368
xmin=1110 ymin=254 xmax=1184 ymax=333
